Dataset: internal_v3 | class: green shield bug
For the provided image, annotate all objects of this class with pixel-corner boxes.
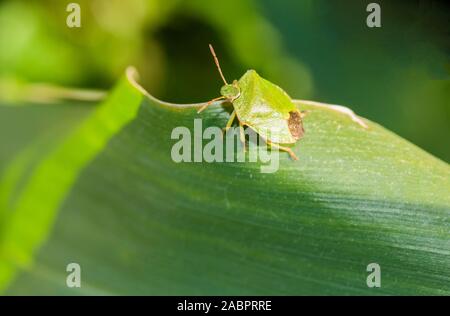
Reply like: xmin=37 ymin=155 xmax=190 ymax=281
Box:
xmin=198 ymin=44 xmax=304 ymax=160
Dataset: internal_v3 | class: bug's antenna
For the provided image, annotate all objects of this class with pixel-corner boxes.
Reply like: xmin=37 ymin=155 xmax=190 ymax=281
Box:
xmin=209 ymin=44 xmax=228 ymax=85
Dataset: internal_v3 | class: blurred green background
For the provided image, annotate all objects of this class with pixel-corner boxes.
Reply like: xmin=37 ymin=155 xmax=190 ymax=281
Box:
xmin=0 ymin=0 xmax=449 ymax=162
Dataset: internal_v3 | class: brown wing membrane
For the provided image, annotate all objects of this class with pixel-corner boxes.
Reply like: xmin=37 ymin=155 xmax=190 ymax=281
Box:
xmin=288 ymin=110 xmax=304 ymax=140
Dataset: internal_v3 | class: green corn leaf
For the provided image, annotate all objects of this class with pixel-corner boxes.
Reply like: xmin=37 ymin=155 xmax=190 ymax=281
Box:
xmin=1 ymin=68 xmax=449 ymax=295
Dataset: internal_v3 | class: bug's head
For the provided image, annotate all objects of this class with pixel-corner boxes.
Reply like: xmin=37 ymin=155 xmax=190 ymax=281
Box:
xmin=220 ymin=81 xmax=240 ymax=101
xmin=208 ymin=44 xmax=240 ymax=101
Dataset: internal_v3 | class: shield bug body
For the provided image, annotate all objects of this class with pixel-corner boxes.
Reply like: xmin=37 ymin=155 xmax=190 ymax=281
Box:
xmin=198 ymin=44 xmax=304 ymax=160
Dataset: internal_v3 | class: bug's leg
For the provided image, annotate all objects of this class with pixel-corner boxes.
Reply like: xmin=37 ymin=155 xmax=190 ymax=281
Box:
xmin=297 ymin=100 xmax=368 ymax=129
xmin=224 ymin=110 xmax=236 ymax=132
xmin=239 ymin=122 xmax=247 ymax=152
xmin=221 ymin=111 xmax=236 ymax=140
xmin=267 ymin=140 xmax=298 ymax=161
xmin=197 ymin=96 xmax=226 ymax=113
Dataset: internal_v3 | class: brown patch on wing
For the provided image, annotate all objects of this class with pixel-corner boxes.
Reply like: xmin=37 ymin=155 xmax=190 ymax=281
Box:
xmin=288 ymin=110 xmax=304 ymax=140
